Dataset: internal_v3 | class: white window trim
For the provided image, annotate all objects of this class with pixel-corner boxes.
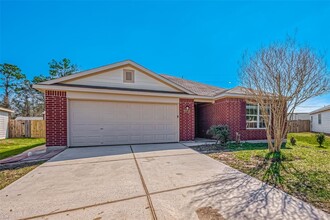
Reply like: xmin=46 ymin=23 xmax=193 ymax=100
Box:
xmin=246 ymin=103 xmax=270 ymax=130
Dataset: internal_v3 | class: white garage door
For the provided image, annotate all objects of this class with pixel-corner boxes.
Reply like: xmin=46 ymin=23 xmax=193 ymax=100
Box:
xmin=69 ymin=100 xmax=179 ymax=147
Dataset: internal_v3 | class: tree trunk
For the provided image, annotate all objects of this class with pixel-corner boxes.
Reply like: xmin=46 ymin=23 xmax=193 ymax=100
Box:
xmin=3 ymin=94 xmax=9 ymax=108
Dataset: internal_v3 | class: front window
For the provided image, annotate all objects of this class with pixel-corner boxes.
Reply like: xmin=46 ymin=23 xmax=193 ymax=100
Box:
xmin=318 ymin=114 xmax=322 ymax=124
xmin=246 ymin=103 xmax=270 ymax=129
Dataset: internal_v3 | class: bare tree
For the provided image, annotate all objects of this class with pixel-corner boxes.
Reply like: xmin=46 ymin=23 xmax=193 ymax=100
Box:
xmin=240 ymin=38 xmax=329 ymax=153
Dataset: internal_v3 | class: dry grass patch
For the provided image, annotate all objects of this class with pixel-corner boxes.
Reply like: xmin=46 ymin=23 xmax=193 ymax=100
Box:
xmin=0 ymin=162 xmax=43 ymax=189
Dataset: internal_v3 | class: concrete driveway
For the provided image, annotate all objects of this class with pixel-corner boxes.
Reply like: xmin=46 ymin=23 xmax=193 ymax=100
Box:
xmin=0 ymin=143 xmax=328 ymax=220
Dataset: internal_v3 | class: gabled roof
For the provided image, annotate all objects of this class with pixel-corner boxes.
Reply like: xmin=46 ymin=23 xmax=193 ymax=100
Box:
xmin=0 ymin=107 xmax=14 ymax=113
xmin=34 ymin=60 xmax=253 ymax=100
xmin=310 ymin=105 xmax=330 ymax=114
xmin=37 ymin=60 xmax=193 ymax=95
xmin=221 ymin=86 xmax=246 ymax=95
xmin=160 ymin=74 xmax=227 ymax=97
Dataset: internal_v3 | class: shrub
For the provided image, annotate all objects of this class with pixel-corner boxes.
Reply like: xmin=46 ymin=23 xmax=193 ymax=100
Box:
xmin=316 ymin=133 xmax=326 ymax=147
xmin=207 ymin=125 xmax=230 ymax=145
xmin=290 ymin=137 xmax=296 ymax=146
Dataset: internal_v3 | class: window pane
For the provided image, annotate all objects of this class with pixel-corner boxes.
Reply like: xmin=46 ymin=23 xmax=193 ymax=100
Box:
xmin=246 ymin=115 xmax=257 ymax=120
xmin=259 ymin=117 xmax=266 ymax=128
xmin=246 ymin=103 xmax=271 ymax=129
xmin=246 ymin=115 xmax=257 ymax=128
xmin=247 ymin=121 xmax=258 ymax=128
xmin=246 ymin=104 xmax=258 ymax=115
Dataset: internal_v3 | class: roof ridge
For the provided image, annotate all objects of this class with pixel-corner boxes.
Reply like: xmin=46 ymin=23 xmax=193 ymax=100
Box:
xmin=159 ymin=74 xmax=195 ymax=94
xmin=160 ymin=74 xmax=226 ymax=97
xmin=159 ymin=74 xmax=225 ymax=90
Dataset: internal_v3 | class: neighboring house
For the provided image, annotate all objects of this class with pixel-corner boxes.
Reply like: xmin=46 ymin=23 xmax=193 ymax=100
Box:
xmin=0 ymin=107 xmax=14 ymax=139
xmin=15 ymin=117 xmax=44 ymax=121
xmin=310 ymin=105 xmax=330 ymax=134
xmin=288 ymin=113 xmax=310 ymax=121
xmin=33 ymin=60 xmax=270 ymax=148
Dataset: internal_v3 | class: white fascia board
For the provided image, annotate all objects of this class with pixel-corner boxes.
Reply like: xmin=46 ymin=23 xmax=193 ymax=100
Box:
xmin=33 ymin=84 xmax=214 ymax=102
xmin=0 ymin=107 xmax=14 ymax=113
xmin=37 ymin=60 xmax=194 ymax=95
xmin=39 ymin=60 xmax=131 ymax=85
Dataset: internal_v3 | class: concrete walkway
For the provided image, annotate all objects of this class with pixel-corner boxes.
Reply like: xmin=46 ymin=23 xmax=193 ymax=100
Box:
xmin=0 ymin=143 xmax=328 ymax=219
xmin=0 ymin=145 xmax=65 ymax=166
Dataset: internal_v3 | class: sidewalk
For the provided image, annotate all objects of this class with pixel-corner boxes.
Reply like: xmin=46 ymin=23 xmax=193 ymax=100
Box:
xmin=0 ymin=145 xmax=65 ymax=167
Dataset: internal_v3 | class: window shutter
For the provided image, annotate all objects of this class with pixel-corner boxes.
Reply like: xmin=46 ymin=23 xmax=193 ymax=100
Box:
xmin=240 ymin=100 xmax=246 ymax=130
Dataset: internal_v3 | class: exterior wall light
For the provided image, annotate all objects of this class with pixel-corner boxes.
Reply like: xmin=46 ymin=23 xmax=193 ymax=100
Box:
xmin=184 ymin=105 xmax=191 ymax=113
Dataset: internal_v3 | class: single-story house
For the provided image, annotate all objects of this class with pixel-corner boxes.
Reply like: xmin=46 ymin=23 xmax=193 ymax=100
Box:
xmin=310 ymin=105 xmax=330 ymax=134
xmin=33 ymin=60 xmax=269 ymax=148
xmin=0 ymin=107 xmax=14 ymax=139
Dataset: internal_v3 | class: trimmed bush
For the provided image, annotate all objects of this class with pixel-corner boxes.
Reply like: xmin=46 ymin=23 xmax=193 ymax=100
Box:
xmin=290 ymin=137 xmax=296 ymax=146
xmin=316 ymin=133 xmax=326 ymax=147
xmin=207 ymin=125 xmax=230 ymax=145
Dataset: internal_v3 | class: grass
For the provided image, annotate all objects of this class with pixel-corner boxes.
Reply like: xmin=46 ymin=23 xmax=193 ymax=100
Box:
xmin=0 ymin=138 xmax=45 ymax=160
xmin=0 ymin=162 xmax=43 ymax=190
xmin=195 ymin=132 xmax=330 ymax=213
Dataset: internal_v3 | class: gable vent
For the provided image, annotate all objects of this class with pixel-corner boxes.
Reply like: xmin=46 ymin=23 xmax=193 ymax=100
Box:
xmin=123 ymin=69 xmax=135 ymax=83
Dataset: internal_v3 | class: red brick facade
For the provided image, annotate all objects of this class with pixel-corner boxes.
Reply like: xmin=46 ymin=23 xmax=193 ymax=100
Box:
xmin=197 ymin=98 xmax=267 ymax=140
xmin=44 ymin=93 xmax=265 ymax=146
xmin=45 ymin=90 xmax=67 ymax=147
xmin=179 ymin=99 xmax=195 ymax=141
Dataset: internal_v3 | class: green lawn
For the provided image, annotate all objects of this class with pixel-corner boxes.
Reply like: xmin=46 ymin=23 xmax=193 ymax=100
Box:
xmin=195 ymin=133 xmax=330 ymax=213
xmin=0 ymin=138 xmax=46 ymax=160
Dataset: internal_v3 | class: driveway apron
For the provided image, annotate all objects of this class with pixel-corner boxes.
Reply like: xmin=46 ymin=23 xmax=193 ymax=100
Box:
xmin=0 ymin=146 xmax=152 ymax=220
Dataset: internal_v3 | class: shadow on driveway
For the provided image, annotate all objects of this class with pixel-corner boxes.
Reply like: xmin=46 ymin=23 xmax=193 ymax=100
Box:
xmin=189 ymin=169 xmax=328 ymax=220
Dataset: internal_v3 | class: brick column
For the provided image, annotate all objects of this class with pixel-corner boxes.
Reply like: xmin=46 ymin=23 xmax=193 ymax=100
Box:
xmin=179 ymin=99 xmax=195 ymax=141
xmin=45 ymin=90 xmax=67 ymax=147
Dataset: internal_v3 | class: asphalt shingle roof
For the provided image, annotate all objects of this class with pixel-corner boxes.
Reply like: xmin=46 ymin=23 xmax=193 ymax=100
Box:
xmin=310 ymin=105 xmax=330 ymax=114
xmin=160 ymin=74 xmax=227 ymax=97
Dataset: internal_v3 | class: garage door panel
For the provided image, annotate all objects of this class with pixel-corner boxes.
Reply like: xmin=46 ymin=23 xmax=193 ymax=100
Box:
xmin=130 ymin=136 xmax=142 ymax=142
xmin=71 ymin=103 xmax=101 ymax=123
xmin=166 ymin=134 xmax=176 ymax=140
xmin=102 ymin=135 xmax=117 ymax=143
xmin=156 ymin=124 xmax=166 ymax=130
xmin=109 ymin=124 xmax=130 ymax=131
xmin=117 ymin=135 xmax=131 ymax=142
xmin=155 ymin=134 xmax=165 ymax=141
xmin=71 ymin=113 xmax=100 ymax=124
xmin=167 ymin=124 xmax=177 ymax=131
xmin=143 ymin=135 xmax=153 ymax=141
xmin=130 ymin=124 xmax=143 ymax=130
xmin=71 ymin=125 xmax=101 ymax=135
xmin=71 ymin=136 xmax=102 ymax=146
xmin=69 ymin=100 xmax=178 ymax=146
